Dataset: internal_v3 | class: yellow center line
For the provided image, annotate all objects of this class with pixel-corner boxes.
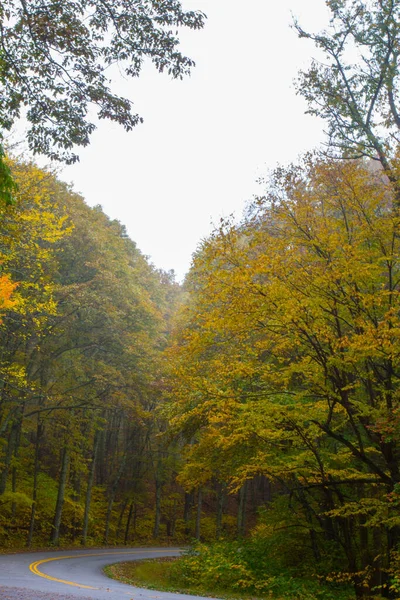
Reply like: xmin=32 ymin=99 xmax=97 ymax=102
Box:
xmin=29 ymin=549 xmax=179 ymax=590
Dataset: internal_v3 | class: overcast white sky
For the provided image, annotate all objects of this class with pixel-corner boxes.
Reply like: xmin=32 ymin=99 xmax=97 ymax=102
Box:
xmin=61 ymin=0 xmax=330 ymax=281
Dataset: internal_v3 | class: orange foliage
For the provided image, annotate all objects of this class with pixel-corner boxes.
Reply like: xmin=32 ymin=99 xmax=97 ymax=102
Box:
xmin=0 ymin=273 xmax=18 ymax=318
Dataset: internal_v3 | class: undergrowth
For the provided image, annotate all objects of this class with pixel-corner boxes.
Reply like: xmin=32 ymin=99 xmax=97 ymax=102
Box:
xmin=105 ymin=542 xmax=355 ymax=600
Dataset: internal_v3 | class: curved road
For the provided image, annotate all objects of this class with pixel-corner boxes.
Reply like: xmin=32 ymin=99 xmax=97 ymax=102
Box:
xmin=0 ymin=547 xmax=211 ymax=600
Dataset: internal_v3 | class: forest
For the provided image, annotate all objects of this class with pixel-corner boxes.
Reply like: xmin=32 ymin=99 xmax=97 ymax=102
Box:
xmin=1 ymin=1 xmax=400 ymax=599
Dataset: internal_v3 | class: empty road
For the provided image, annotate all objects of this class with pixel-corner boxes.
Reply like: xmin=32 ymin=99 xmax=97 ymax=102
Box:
xmin=0 ymin=547 xmax=210 ymax=600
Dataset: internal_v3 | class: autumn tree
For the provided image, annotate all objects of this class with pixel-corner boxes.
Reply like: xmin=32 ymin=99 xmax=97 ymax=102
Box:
xmin=166 ymin=157 xmax=400 ymax=597
xmin=0 ymin=160 xmax=71 ymax=441
xmin=0 ymin=157 xmax=185 ymax=547
xmin=38 ymin=193 xmax=167 ymax=544
xmin=0 ymin=160 xmax=72 ymax=544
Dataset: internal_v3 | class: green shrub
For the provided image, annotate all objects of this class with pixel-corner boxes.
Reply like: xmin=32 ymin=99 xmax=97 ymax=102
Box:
xmin=170 ymin=541 xmax=353 ymax=600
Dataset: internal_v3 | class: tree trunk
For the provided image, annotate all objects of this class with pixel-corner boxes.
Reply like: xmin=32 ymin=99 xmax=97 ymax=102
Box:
xmin=82 ymin=430 xmax=100 ymax=545
xmin=50 ymin=446 xmax=70 ymax=545
xmin=341 ymin=517 xmax=363 ymax=599
xmin=103 ymin=454 xmax=126 ymax=544
xmin=11 ymin=416 xmax=22 ymax=519
xmin=237 ymin=481 xmax=248 ymax=538
xmin=153 ymin=479 xmax=162 ymax=538
xmin=183 ymin=491 xmax=193 ymax=537
xmin=195 ymin=488 xmax=202 ymax=541
xmin=169 ymin=497 xmax=177 ymax=540
xmin=116 ymin=498 xmax=128 ymax=542
xmin=0 ymin=421 xmax=17 ymax=495
xmin=133 ymin=502 xmax=138 ymax=536
xmin=70 ymin=470 xmax=81 ymax=542
xmin=369 ymin=527 xmax=383 ymax=596
xmin=170 ymin=498 xmax=177 ymax=539
xmin=216 ymin=483 xmax=225 ymax=540
xmin=124 ymin=502 xmax=134 ymax=545
xmin=153 ymin=456 xmax=163 ymax=539
xmin=27 ymin=418 xmax=43 ymax=548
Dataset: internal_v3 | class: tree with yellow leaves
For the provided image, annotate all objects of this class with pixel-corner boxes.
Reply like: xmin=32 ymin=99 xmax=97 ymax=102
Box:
xmin=166 ymin=157 xmax=400 ymax=597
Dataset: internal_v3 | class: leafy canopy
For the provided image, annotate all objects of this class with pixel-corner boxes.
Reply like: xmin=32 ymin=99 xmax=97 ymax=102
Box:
xmin=295 ymin=0 xmax=400 ymax=183
xmin=165 ymin=157 xmax=400 ymax=591
xmin=0 ymin=145 xmax=17 ymax=204
xmin=0 ymin=0 xmax=205 ymax=163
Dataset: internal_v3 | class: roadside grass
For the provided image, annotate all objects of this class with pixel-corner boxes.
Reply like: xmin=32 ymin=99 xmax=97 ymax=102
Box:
xmin=104 ymin=558 xmax=190 ymax=592
xmin=104 ymin=556 xmax=354 ymax=600
xmin=104 ymin=557 xmax=256 ymax=599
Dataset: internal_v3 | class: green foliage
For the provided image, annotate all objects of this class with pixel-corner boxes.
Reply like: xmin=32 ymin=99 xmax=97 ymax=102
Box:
xmin=295 ymin=0 xmax=400 ymax=204
xmin=250 ymin=498 xmax=347 ymax=579
xmin=168 ymin=542 xmax=353 ymax=600
xmin=388 ymin=551 xmax=400 ymax=598
xmin=0 ymin=158 xmax=185 ymax=549
xmin=0 ymin=145 xmax=17 ymax=205
xmin=0 ymin=1 xmax=205 ymax=163
xmin=0 ymin=491 xmax=31 ymax=509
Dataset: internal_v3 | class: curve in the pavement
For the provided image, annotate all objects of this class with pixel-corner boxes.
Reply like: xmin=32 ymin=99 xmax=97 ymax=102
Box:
xmin=29 ymin=549 xmax=179 ymax=591
xmin=30 ymin=555 xmax=98 ymax=589
xmin=0 ymin=547 xmax=207 ymax=600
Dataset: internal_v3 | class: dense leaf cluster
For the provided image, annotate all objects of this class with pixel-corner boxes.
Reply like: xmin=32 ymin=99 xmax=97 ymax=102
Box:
xmin=295 ymin=0 xmax=400 ymax=190
xmin=166 ymin=157 xmax=400 ymax=597
xmin=0 ymin=0 xmax=205 ymax=162
xmin=0 ymin=159 xmax=183 ymax=546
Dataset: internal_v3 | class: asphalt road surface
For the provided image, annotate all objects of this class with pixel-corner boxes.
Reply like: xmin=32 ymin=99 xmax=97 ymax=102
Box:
xmin=0 ymin=547 xmax=211 ymax=600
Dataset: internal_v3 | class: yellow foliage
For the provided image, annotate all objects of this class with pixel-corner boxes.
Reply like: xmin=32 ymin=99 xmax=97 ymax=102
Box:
xmin=165 ymin=158 xmax=400 ymax=589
